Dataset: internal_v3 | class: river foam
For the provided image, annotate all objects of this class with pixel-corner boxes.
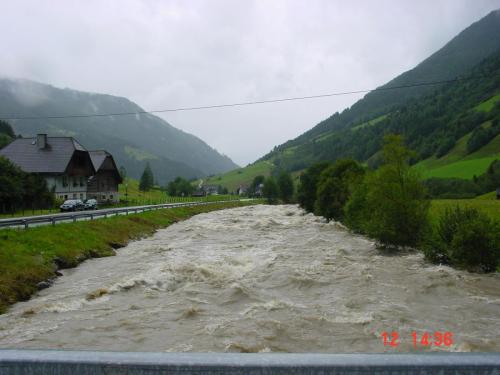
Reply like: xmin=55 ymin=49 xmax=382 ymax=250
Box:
xmin=0 ymin=204 xmax=499 ymax=352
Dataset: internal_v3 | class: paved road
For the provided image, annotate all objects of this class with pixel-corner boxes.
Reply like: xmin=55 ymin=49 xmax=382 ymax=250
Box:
xmin=0 ymin=200 xmax=243 ymax=230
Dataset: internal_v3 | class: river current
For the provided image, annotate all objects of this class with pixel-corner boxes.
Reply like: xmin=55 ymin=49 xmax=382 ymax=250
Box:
xmin=0 ymin=205 xmax=499 ymax=352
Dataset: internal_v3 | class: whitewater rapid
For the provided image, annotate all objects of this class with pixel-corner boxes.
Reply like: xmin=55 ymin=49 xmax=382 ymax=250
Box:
xmin=0 ymin=205 xmax=499 ymax=352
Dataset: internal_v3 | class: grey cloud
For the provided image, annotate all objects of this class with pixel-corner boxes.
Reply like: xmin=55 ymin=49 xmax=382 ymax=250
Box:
xmin=1 ymin=0 xmax=499 ymax=165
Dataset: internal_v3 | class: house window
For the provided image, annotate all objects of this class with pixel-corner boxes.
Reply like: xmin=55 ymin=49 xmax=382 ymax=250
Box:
xmin=80 ymin=177 xmax=84 ymax=187
xmin=109 ymin=195 xmax=113 ymax=200
xmin=62 ymin=176 xmax=68 ymax=187
xmin=72 ymin=193 xmax=76 ymax=199
xmin=64 ymin=195 xmax=68 ymax=200
xmin=102 ymin=195 xmax=106 ymax=200
xmin=80 ymin=193 xmax=84 ymax=199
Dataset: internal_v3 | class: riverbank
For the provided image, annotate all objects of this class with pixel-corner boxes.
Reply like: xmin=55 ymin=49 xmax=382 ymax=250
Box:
xmin=0 ymin=200 xmax=259 ymax=314
xmin=1 ymin=204 xmax=498 ymax=352
xmin=429 ymin=198 xmax=500 ymax=225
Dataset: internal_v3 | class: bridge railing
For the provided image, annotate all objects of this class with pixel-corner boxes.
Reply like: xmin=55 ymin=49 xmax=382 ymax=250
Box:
xmin=0 ymin=199 xmax=243 ymax=229
xmin=0 ymin=351 xmax=499 ymax=374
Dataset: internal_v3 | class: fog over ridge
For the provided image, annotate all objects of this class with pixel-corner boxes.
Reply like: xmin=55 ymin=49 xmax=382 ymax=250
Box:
xmin=1 ymin=0 xmax=499 ymax=164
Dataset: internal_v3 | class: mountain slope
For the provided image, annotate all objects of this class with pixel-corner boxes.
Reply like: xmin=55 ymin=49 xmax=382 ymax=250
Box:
xmin=257 ymin=10 xmax=500 ymax=174
xmin=262 ymin=10 xmax=500 ymax=165
xmin=203 ymin=10 xmax=500 ymax=189
xmin=0 ymin=79 xmax=238 ymax=184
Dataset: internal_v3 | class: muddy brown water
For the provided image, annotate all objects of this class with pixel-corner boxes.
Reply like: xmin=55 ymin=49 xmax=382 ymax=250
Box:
xmin=0 ymin=205 xmax=499 ymax=352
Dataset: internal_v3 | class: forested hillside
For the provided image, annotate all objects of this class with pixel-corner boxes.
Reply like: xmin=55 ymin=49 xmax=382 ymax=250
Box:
xmin=0 ymin=79 xmax=238 ymax=184
xmin=263 ymin=52 xmax=500 ymax=172
xmin=257 ymin=10 xmax=500 ymax=176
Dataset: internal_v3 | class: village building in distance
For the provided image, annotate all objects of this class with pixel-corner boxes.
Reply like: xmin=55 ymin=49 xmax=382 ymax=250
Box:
xmin=0 ymin=134 xmax=122 ymax=202
xmin=88 ymin=150 xmax=123 ymax=202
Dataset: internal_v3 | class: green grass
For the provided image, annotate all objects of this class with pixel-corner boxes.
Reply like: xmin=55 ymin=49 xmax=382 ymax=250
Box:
xmin=429 ymin=198 xmax=500 ymax=226
xmin=418 ymin=156 xmax=499 ymax=179
xmin=351 ymin=114 xmax=388 ymax=130
xmin=200 ymin=161 xmax=274 ymax=192
xmin=283 ymin=146 xmax=299 ymax=156
xmin=0 ymin=200 xmax=259 ymax=314
xmin=309 ymin=115 xmax=389 ymax=144
xmin=119 ymin=178 xmax=166 ymax=204
xmin=475 ymin=191 xmax=497 ymax=200
xmin=413 ymin=124 xmax=500 ymax=179
xmin=314 ymin=132 xmax=335 ymax=142
xmin=475 ymin=93 xmax=500 ymax=112
xmin=120 ymin=178 xmax=234 ymax=205
xmin=467 ymin=132 xmax=500 ymax=159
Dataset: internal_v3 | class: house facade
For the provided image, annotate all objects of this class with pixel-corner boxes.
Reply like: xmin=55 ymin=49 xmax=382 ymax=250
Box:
xmin=201 ymin=184 xmax=219 ymax=195
xmin=0 ymin=134 xmax=121 ymax=202
xmin=236 ymin=184 xmax=248 ymax=196
xmin=87 ymin=150 xmax=122 ymax=203
xmin=254 ymin=183 xmax=264 ymax=197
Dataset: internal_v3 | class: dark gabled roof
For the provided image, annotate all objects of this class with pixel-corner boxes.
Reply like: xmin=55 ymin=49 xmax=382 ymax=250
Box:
xmin=0 ymin=137 xmax=86 ymax=174
xmin=88 ymin=150 xmax=123 ymax=183
xmin=88 ymin=150 xmax=109 ymax=171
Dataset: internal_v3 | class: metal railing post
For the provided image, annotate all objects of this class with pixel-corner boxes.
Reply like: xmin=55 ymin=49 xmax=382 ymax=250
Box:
xmin=0 ymin=199 xmax=250 ymax=230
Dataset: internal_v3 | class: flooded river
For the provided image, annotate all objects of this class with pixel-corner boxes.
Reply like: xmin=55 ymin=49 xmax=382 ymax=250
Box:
xmin=0 ymin=205 xmax=499 ymax=352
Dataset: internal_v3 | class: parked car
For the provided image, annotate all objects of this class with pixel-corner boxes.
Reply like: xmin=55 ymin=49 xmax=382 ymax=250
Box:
xmin=84 ymin=199 xmax=98 ymax=210
xmin=60 ymin=199 xmax=84 ymax=212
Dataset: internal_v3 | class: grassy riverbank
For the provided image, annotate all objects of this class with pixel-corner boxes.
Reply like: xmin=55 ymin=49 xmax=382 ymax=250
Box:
xmin=0 ymin=200 xmax=258 ymax=314
xmin=430 ymin=198 xmax=500 ymax=224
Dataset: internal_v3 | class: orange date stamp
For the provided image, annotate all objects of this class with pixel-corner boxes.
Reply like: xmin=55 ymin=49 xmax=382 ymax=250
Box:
xmin=381 ymin=331 xmax=453 ymax=348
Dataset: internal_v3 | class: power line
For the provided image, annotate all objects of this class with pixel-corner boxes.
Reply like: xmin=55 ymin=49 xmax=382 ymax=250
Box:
xmin=0 ymin=73 xmax=496 ymax=121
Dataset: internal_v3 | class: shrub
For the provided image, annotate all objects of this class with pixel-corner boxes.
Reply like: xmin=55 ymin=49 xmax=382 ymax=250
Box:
xmin=297 ymin=161 xmax=331 ymax=213
xmin=467 ymin=126 xmax=500 ymax=154
xmin=359 ymin=135 xmax=430 ymax=248
xmin=344 ymin=181 xmax=369 ymax=233
xmin=314 ymin=159 xmax=365 ymax=221
xmin=0 ymin=156 xmax=54 ymax=213
xmin=262 ymin=176 xmax=279 ymax=204
xmin=423 ymin=177 xmax=481 ymax=199
xmin=166 ymin=176 xmax=194 ymax=196
xmin=424 ymin=206 xmax=500 ymax=272
xmin=363 ymin=169 xmax=430 ymax=248
xmin=435 ymin=137 xmax=455 ymax=158
xmin=277 ymin=171 xmax=294 ymax=203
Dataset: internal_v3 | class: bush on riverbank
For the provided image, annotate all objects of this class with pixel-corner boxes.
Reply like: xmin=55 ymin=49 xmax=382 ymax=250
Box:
xmin=314 ymin=159 xmax=365 ymax=221
xmin=347 ymin=135 xmax=430 ymax=248
xmin=297 ymin=133 xmax=499 ymax=272
xmin=297 ymin=161 xmax=331 ymax=213
xmin=0 ymin=201 xmax=257 ymax=314
xmin=424 ymin=206 xmax=500 ymax=272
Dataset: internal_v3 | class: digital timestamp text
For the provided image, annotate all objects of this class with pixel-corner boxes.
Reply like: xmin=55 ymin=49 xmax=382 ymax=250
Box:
xmin=381 ymin=331 xmax=454 ymax=348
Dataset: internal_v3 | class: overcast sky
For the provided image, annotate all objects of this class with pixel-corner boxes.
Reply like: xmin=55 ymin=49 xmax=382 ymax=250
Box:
xmin=1 ymin=0 xmax=500 ymax=165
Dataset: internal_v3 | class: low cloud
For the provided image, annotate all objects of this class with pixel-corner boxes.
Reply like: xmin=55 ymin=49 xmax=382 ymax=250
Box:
xmin=0 ymin=0 xmax=499 ymax=164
